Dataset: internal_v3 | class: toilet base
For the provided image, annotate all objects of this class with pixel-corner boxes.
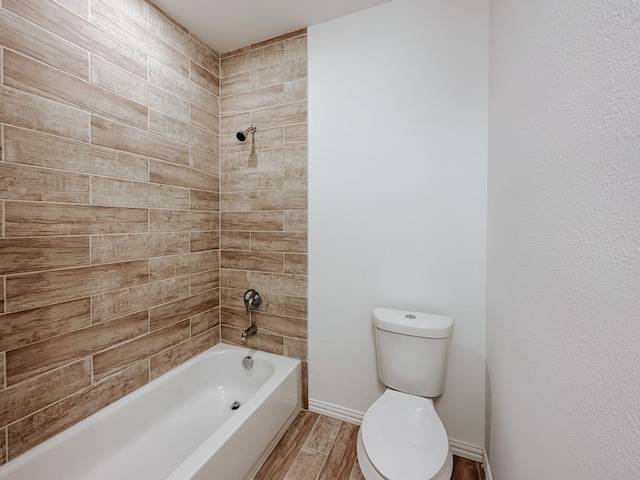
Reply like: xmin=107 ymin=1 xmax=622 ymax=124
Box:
xmin=356 ymin=428 xmax=454 ymax=480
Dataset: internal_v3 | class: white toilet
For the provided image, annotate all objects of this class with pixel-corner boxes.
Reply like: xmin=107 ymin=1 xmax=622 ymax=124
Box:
xmin=357 ymin=307 xmax=454 ymax=480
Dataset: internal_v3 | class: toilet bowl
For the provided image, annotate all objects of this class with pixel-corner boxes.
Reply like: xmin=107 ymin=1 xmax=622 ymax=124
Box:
xmin=357 ymin=389 xmax=453 ymax=480
xmin=357 ymin=308 xmax=454 ymax=480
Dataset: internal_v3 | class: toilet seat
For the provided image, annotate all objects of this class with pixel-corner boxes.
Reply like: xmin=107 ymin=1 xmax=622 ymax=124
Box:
xmin=360 ymin=389 xmax=450 ymax=480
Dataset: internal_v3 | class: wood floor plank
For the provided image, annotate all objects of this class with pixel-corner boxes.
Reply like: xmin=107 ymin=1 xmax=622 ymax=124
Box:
xmin=317 ymin=421 xmax=359 ymax=480
xmin=254 ymin=410 xmax=319 ymax=480
xmin=453 ymin=456 xmax=483 ymax=480
xmin=283 ymin=447 xmax=327 ymax=480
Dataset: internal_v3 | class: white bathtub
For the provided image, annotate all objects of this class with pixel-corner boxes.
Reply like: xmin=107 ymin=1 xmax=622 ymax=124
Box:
xmin=0 ymin=343 xmax=301 ymax=479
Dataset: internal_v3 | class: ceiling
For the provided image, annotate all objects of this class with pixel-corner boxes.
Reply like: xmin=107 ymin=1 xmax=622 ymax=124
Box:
xmin=152 ymin=0 xmax=391 ymax=54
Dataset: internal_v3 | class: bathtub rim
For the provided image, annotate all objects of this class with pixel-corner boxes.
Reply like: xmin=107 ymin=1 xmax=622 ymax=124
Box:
xmin=0 ymin=342 xmax=301 ymax=479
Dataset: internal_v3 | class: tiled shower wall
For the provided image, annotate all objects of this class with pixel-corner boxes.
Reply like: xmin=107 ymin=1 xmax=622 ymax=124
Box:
xmin=0 ymin=0 xmax=221 ymax=464
xmin=218 ymin=31 xmax=308 ymax=401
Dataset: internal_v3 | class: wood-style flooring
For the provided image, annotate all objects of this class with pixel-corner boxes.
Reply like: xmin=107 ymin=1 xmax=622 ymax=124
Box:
xmin=255 ymin=410 xmax=486 ymax=480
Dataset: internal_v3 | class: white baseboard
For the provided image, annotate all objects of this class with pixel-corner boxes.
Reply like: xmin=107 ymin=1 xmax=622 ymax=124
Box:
xmin=449 ymin=438 xmax=484 ymax=463
xmin=483 ymin=450 xmax=494 ymax=480
xmin=308 ymin=398 xmax=364 ymax=425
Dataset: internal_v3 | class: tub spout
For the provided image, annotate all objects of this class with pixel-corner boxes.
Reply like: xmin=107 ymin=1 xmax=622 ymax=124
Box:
xmin=241 ymin=324 xmax=257 ymax=341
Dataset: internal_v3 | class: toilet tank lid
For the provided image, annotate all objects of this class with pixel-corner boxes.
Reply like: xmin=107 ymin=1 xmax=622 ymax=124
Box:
xmin=373 ymin=308 xmax=453 ymax=338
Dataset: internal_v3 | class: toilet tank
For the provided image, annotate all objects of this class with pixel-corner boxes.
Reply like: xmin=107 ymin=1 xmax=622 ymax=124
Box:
xmin=373 ymin=308 xmax=453 ymax=397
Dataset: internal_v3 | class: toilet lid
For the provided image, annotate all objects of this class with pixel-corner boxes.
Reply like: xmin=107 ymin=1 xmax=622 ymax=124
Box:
xmin=361 ymin=390 xmax=449 ymax=480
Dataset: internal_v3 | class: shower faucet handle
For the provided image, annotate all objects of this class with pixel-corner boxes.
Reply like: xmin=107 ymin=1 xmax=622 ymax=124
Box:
xmin=243 ymin=289 xmax=262 ymax=313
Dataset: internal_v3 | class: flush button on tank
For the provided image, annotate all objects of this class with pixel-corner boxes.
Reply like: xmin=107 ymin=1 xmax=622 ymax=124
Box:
xmin=405 ymin=314 xmax=416 ymax=319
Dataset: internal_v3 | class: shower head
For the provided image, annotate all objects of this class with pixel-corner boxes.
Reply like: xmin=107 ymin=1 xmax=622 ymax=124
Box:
xmin=236 ymin=126 xmax=257 ymax=142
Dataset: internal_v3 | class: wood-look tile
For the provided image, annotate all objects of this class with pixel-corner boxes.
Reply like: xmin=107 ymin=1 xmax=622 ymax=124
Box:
xmin=220 ymin=325 xmax=284 ymax=355
xmin=0 ymin=298 xmax=91 ymax=352
xmin=149 ymin=109 xmax=218 ymax=153
xmin=220 ymin=192 xmax=251 ymax=212
xmin=0 ymin=281 xmax=3 ymax=315
xmin=190 ymin=190 xmax=219 ymax=211
xmin=4 ymin=50 xmax=148 ymax=130
xmin=284 ymin=211 xmax=307 ymax=232
xmin=283 ymin=447 xmax=326 ymax=480
xmin=190 ymin=103 xmax=219 ymax=131
xmin=4 ymin=126 xmax=148 ymax=182
xmin=91 ymin=176 xmax=190 ymax=209
xmin=221 ymin=84 xmax=285 ymax=116
xmin=304 ymin=415 xmax=342 ymax=454
xmin=92 ymin=320 xmax=189 ymax=382
xmin=190 ymin=231 xmax=219 ymax=252
xmin=101 ymin=0 xmax=146 ymax=26
xmin=0 ymin=359 xmax=91 ymax=426
xmin=150 ymin=327 xmax=219 ymax=380
xmin=250 ymin=272 xmax=286 ymax=294
xmin=254 ymin=410 xmax=319 ymax=480
xmin=220 ymin=59 xmax=306 ymax=98
xmin=284 ymin=168 xmax=307 ymax=190
xmin=221 ymin=42 xmax=284 ymax=78
xmin=150 ymin=159 xmax=219 ymax=191
xmin=0 ymin=9 xmax=88 ymax=79
xmin=4 ymin=0 xmax=146 ymax=78
xmin=220 ymin=212 xmax=284 ymax=232
xmin=189 ymin=61 xmax=220 ymax=95
xmin=220 ymin=270 xmax=251 ymax=289
xmin=251 ymin=232 xmax=307 ymax=253
xmin=349 ymin=459 xmax=366 ymax=480
xmin=453 ymin=456 xmax=486 ymax=480
xmin=221 ymin=251 xmax=284 ymax=273
xmin=285 ymin=254 xmax=308 ymax=275
xmin=190 ymin=148 xmax=219 ymax=175
xmin=0 ymin=428 xmax=5 ymax=466
xmin=91 ymin=233 xmax=189 ymax=264
xmin=317 ymin=422 xmax=359 ymax=480
xmin=252 ymin=312 xmax=306 ymax=339
xmin=149 ymin=291 xmax=219 ymax=332
xmin=284 ymin=296 xmax=307 ymax=318
xmin=150 ymin=209 xmax=217 ymax=232
xmin=219 ymin=288 xmax=247 ymax=311
xmin=91 ymin=277 xmax=190 ymax=324
xmin=0 ymin=86 xmax=90 ymax=142
xmin=284 ymin=35 xmax=307 ymax=62
xmin=91 ymin=116 xmax=189 ymax=166
xmin=220 ymin=170 xmax=283 ymax=193
xmin=284 ymin=79 xmax=307 ymax=104
xmin=0 ymin=163 xmax=90 ymax=204
xmin=148 ymin=58 xmax=216 ymax=112
xmin=250 ymin=190 xmax=307 ymax=211
xmin=257 ymin=30 xmax=307 ymax=52
xmin=146 ymin=5 xmax=218 ymax=76
xmin=190 ymin=308 xmax=220 ymax=336
xmin=190 ymin=270 xmax=219 ymax=295
xmin=5 ymin=310 xmax=148 ymax=386
xmin=7 ymin=362 xmax=148 ymax=459
xmin=149 ymin=250 xmax=219 ymax=282
xmin=4 ymin=202 xmax=148 ymax=237
xmin=250 ymin=102 xmax=307 ymax=131
xmin=284 ymin=338 xmax=307 ymax=361
xmin=90 ymin=54 xmax=190 ymax=123
xmin=90 ymin=0 xmax=187 ymax=77
xmin=285 ymin=123 xmax=308 ymax=146
xmin=0 ymin=237 xmax=90 ymax=276
xmin=220 ymin=306 xmax=249 ymax=328
xmin=220 ymin=231 xmax=251 ymax=250
xmin=5 ymin=260 xmax=149 ymax=313
xmin=56 ymin=0 xmax=89 ymax=17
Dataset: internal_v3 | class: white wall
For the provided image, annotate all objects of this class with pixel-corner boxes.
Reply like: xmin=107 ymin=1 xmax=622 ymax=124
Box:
xmin=487 ymin=0 xmax=640 ymax=478
xmin=308 ymin=0 xmax=489 ymax=449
